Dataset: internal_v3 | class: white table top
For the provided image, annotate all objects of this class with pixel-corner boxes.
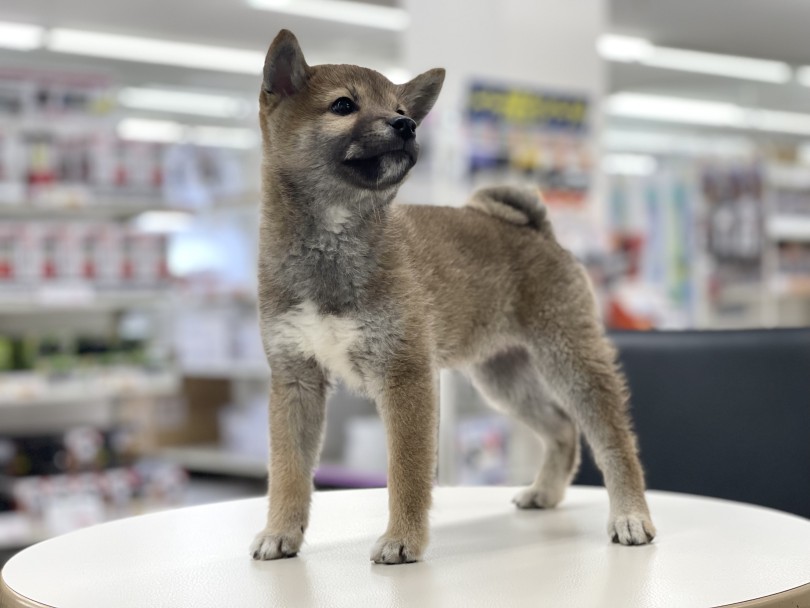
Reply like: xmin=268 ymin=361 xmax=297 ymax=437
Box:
xmin=2 ymin=487 xmax=810 ymax=608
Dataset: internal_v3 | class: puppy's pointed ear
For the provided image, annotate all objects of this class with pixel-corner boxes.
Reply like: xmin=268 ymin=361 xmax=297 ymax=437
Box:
xmin=263 ymin=29 xmax=311 ymax=97
xmin=398 ymin=68 xmax=445 ymax=125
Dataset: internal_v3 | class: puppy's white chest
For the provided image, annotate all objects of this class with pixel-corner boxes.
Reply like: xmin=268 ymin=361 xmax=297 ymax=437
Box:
xmin=272 ymin=301 xmax=364 ymax=387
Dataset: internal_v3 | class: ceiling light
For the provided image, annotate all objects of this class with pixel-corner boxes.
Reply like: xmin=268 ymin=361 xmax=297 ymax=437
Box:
xmin=602 ymin=153 xmax=657 ymax=176
xmin=48 ymin=29 xmax=264 ymax=74
xmin=607 ymin=93 xmax=747 ymax=128
xmin=247 ymin=0 xmax=409 ymax=31
xmin=597 ymin=35 xmax=653 ymax=62
xmin=117 ymin=118 xmax=259 ymax=149
xmin=604 ymin=129 xmax=756 ymax=157
xmin=606 ymin=93 xmax=810 ymax=136
xmin=598 ymin=34 xmax=792 ymax=84
xmin=117 ymin=118 xmax=184 ymax=143
xmin=119 ymin=87 xmax=250 ymax=118
xmin=0 ymin=21 xmax=45 ymax=51
xmin=647 ymin=47 xmax=791 ymax=83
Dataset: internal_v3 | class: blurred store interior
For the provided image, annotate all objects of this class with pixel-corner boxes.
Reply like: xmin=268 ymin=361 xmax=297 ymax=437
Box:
xmin=1 ymin=0 xmax=810 ymax=563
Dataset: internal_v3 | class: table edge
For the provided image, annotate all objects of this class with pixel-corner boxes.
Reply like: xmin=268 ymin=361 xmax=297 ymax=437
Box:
xmin=1 ymin=574 xmax=50 ymax=608
xmin=3 ymin=564 xmax=810 ymax=608
xmin=719 ymin=582 xmax=810 ymax=608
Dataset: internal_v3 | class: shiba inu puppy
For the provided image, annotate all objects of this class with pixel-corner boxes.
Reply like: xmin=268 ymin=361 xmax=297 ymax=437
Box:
xmin=251 ymin=29 xmax=655 ymax=565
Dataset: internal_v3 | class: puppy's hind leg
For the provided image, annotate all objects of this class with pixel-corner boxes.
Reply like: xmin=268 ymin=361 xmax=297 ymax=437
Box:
xmin=531 ymin=324 xmax=656 ymax=546
xmin=470 ymin=347 xmax=580 ymax=510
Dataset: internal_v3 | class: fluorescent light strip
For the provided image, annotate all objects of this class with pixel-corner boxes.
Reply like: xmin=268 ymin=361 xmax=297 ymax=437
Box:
xmin=604 ymin=129 xmax=756 ymax=157
xmin=602 ymin=154 xmax=657 ymax=176
xmin=247 ymin=0 xmax=409 ymax=31
xmin=649 ymin=47 xmax=791 ymax=83
xmin=119 ymin=87 xmax=250 ymax=119
xmin=117 ymin=118 xmax=259 ymax=149
xmin=598 ymin=34 xmax=792 ymax=84
xmin=48 ymin=29 xmax=264 ymax=74
xmin=0 ymin=21 xmax=45 ymax=50
xmin=607 ymin=93 xmax=810 ymax=136
xmin=597 ymin=35 xmax=653 ymax=62
xmin=607 ymin=94 xmax=746 ymax=127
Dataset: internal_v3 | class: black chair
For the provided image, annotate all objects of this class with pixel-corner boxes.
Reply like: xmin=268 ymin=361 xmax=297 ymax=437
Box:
xmin=573 ymin=328 xmax=810 ymax=519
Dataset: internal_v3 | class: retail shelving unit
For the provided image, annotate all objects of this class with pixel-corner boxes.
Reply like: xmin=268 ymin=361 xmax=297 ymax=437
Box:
xmin=711 ymin=163 xmax=810 ymax=327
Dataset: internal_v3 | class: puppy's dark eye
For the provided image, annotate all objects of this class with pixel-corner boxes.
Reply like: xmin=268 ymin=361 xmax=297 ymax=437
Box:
xmin=396 ymin=108 xmax=405 ymax=116
xmin=331 ymin=97 xmax=357 ymax=116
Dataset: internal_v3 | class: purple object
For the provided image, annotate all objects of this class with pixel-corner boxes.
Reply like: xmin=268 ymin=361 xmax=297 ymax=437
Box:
xmin=314 ymin=463 xmax=386 ymax=489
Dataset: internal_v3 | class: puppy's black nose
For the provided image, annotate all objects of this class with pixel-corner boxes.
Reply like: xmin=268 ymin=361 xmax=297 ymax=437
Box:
xmin=388 ymin=116 xmax=416 ymax=140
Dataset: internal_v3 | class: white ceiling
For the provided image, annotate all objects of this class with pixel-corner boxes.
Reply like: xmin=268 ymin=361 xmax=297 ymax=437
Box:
xmin=0 ymin=0 xmax=400 ymax=109
xmin=2 ymin=0 xmax=810 ymax=134
xmin=611 ymin=0 xmax=810 ymax=65
xmin=609 ymin=0 xmax=810 ymax=124
xmin=0 ymin=0 xmax=399 ymax=61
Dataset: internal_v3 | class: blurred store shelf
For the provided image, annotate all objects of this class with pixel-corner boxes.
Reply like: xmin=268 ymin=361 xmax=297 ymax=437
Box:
xmin=773 ymin=275 xmax=810 ymax=296
xmin=181 ymin=362 xmax=268 ymax=380
xmin=0 ymin=472 xmax=260 ymax=552
xmin=768 ymin=215 xmax=810 ymax=243
xmin=0 ymin=289 xmax=170 ymax=314
xmin=158 ymin=444 xmax=266 ymax=478
xmin=0 ymin=191 xmax=259 ymax=221
xmin=158 ymin=443 xmax=387 ymax=489
xmin=0 ymin=368 xmax=180 ymax=433
xmin=0 ymin=200 xmax=172 ymax=220
xmin=766 ymin=164 xmax=810 ymax=190
xmin=0 ymin=512 xmax=48 ymax=551
xmin=0 ymin=368 xmax=179 ymax=407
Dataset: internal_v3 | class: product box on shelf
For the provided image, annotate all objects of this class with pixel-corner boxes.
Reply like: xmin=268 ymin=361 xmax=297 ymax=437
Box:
xmin=121 ymin=230 xmax=170 ymax=287
xmin=218 ymin=395 xmax=268 ymax=460
xmin=77 ymin=222 xmax=124 ymax=287
xmin=0 ymin=462 xmax=187 ymax=538
xmin=0 ymin=220 xmax=171 ymax=291
xmin=91 ymin=137 xmax=164 ymax=202
xmin=0 ymin=222 xmax=16 ymax=281
xmin=0 ymin=427 xmax=131 ymax=478
xmin=0 ymin=130 xmax=24 ymax=204
xmin=37 ymin=222 xmax=85 ymax=281
xmin=457 ymin=415 xmax=511 ymax=485
xmin=0 ymin=221 xmax=40 ymax=285
xmin=21 ymin=132 xmax=57 ymax=204
xmin=118 ymin=381 xmax=223 ymax=453
xmin=778 ymin=242 xmax=810 ymax=276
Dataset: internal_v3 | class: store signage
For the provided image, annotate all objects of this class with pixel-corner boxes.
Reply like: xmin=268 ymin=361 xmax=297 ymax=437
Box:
xmin=467 ymin=83 xmax=589 ymax=132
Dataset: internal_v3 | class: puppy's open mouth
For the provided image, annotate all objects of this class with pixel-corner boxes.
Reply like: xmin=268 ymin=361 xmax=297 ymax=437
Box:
xmin=342 ymin=150 xmax=415 ymax=185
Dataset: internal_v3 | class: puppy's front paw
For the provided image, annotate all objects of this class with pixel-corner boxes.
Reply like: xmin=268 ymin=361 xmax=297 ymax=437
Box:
xmin=512 ymin=487 xmax=563 ymax=509
xmin=250 ymin=527 xmax=304 ymax=560
xmin=370 ymin=534 xmax=425 ymax=565
xmin=608 ymin=512 xmax=656 ymax=546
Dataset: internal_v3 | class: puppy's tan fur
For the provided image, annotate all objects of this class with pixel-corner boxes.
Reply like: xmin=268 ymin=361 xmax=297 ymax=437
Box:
xmin=251 ymin=30 xmax=655 ymax=565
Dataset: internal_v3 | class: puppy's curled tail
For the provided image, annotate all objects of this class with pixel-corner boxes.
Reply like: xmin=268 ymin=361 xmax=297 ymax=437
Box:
xmin=467 ymin=185 xmax=553 ymax=237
